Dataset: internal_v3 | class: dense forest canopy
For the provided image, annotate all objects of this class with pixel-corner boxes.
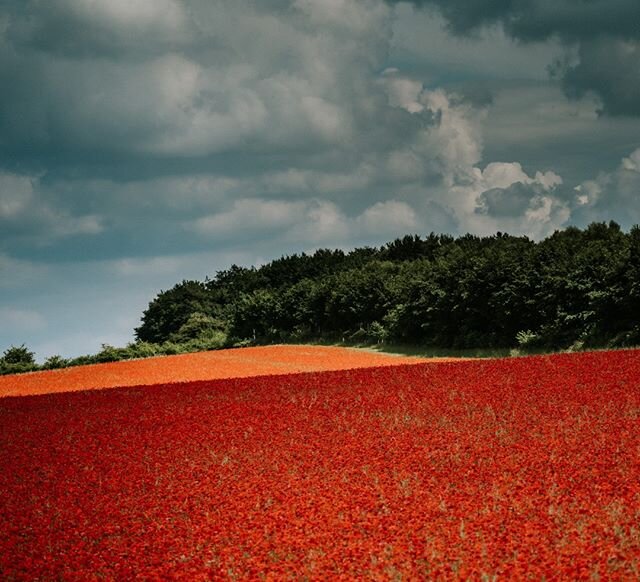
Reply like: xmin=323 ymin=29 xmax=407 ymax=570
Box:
xmin=136 ymin=221 xmax=640 ymax=351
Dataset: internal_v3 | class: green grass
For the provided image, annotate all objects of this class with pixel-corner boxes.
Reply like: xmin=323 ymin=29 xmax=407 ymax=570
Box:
xmin=337 ymin=341 xmax=640 ymax=360
xmin=355 ymin=343 xmax=512 ymax=359
xmin=286 ymin=338 xmax=514 ymax=359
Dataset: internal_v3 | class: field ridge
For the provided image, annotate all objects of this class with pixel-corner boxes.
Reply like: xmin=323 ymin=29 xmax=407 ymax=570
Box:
xmin=0 ymin=345 xmax=453 ymax=398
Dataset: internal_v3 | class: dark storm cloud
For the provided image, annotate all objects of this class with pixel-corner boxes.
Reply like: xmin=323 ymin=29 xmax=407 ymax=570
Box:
xmin=392 ymin=0 xmax=640 ymax=42
xmin=477 ymin=181 xmax=548 ymax=218
xmin=394 ymin=0 xmax=640 ymax=115
xmin=0 ymin=0 xmax=448 ymax=267
xmin=0 ymin=0 xmax=416 ymax=172
xmin=4 ymin=1 xmax=190 ymax=59
xmin=560 ymin=38 xmax=640 ymax=117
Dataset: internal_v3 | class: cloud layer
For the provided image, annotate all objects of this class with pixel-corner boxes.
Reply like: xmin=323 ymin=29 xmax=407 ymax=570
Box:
xmin=399 ymin=0 xmax=640 ymax=116
xmin=1 ymin=0 xmax=634 ymax=258
xmin=1 ymin=0 xmax=639 ymax=358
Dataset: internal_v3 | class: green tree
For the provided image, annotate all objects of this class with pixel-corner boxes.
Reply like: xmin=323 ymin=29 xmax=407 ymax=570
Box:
xmin=323 ymin=262 xmax=397 ymax=335
xmin=170 ymin=312 xmax=227 ymax=344
xmin=0 ymin=344 xmax=37 ymax=374
xmin=229 ymin=289 xmax=281 ymax=342
xmin=621 ymin=224 xmax=640 ymax=344
xmin=2 ymin=344 xmax=36 ymax=365
xmin=42 ymin=355 xmax=68 ymax=370
xmin=131 ymin=223 xmax=640 ymax=355
xmin=136 ymin=280 xmax=220 ymax=343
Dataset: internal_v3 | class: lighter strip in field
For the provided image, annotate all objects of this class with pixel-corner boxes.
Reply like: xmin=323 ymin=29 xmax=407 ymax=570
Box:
xmin=0 ymin=345 xmax=449 ymax=398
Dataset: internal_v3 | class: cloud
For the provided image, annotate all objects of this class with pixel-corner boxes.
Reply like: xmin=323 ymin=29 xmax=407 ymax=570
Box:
xmin=455 ymin=162 xmax=569 ymax=239
xmin=357 ymin=200 xmax=418 ymax=233
xmin=294 ymin=0 xmax=390 ymax=33
xmin=396 ymin=0 xmax=640 ymax=116
xmin=572 ymin=148 xmax=640 ymax=228
xmin=622 ymin=149 xmax=640 ymax=173
xmin=192 ymin=199 xmax=308 ymax=240
xmin=379 ymin=70 xmax=571 ymax=238
xmin=191 ymin=197 xmax=425 ymax=247
xmin=0 ymin=307 xmax=45 ymax=332
xmin=5 ymin=0 xmax=190 ymax=58
xmin=378 ymin=70 xmax=487 ymax=191
xmin=394 ymin=0 xmax=640 ymax=42
xmin=0 ymin=254 xmax=49 ymax=288
xmin=263 ymin=166 xmax=375 ymax=195
xmin=289 ymin=201 xmax=351 ymax=244
xmin=0 ymin=0 xmax=394 ymax=159
xmin=110 ymin=256 xmax=194 ymax=278
xmin=192 ymin=198 xmax=350 ymax=245
xmin=0 ymin=171 xmax=103 ymax=245
xmin=389 ymin=4 xmax=564 ymax=83
xmin=0 ymin=0 xmax=578 ymax=253
xmin=479 ymin=182 xmax=549 ymax=218
xmin=0 ymin=172 xmax=33 ymax=219
xmin=381 ymin=70 xmax=562 ymax=237
xmin=558 ymin=38 xmax=640 ymax=116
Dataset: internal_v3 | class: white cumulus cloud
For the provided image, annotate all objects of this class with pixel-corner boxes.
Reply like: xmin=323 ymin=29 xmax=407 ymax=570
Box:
xmin=573 ymin=147 xmax=640 ymax=227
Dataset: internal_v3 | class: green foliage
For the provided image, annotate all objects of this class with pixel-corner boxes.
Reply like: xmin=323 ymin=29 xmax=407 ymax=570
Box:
xmin=133 ymin=222 xmax=640 ymax=353
xmin=156 ymin=341 xmax=186 ymax=355
xmin=516 ymin=330 xmax=538 ymax=347
xmin=367 ymin=321 xmax=388 ymax=344
xmin=0 ymin=344 xmax=38 ymax=374
xmin=2 ymin=344 xmax=35 ymax=365
xmin=42 ymin=355 xmax=68 ymax=370
xmin=229 ymin=289 xmax=281 ymax=342
xmin=169 ymin=312 xmax=227 ymax=343
xmin=128 ymin=341 xmax=160 ymax=358
xmin=95 ymin=344 xmax=125 ymax=363
xmin=135 ymin=280 xmax=220 ymax=344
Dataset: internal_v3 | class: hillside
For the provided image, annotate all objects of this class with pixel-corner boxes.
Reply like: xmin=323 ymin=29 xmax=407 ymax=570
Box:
xmin=0 ymin=345 xmax=440 ymax=398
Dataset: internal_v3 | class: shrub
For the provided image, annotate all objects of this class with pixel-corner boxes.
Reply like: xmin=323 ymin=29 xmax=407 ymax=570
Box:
xmin=0 ymin=344 xmax=38 ymax=375
xmin=67 ymin=354 xmax=99 ymax=367
xmin=232 ymin=339 xmax=255 ymax=348
xmin=128 ymin=341 xmax=161 ymax=359
xmin=158 ymin=342 xmax=185 ymax=355
xmin=182 ymin=332 xmax=227 ymax=352
xmin=42 ymin=355 xmax=68 ymax=370
xmin=95 ymin=344 xmax=127 ymax=363
xmin=170 ymin=312 xmax=227 ymax=343
xmin=2 ymin=344 xmax=36 ymax=366
xmin=516 ymin=330 xmax=539 ymax=349
xmin=367 ymin=322 xmax=388 ymax=344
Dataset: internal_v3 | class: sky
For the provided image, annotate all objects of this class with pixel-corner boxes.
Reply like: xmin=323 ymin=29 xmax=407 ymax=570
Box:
xmin=1 ymin=0 xmax=640 ymax=361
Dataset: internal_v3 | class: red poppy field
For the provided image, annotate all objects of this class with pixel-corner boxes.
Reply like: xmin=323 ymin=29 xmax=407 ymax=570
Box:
xmin=0 ymin=345 xmax=435 ymax=398
xmin=1 ymin=349 xmax=639 ymax=579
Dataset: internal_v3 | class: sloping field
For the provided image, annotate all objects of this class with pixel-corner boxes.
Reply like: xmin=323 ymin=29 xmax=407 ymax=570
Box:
xmin=1 ymin=349 xmax=639 ymax=579
xmin=0 ymin=345 xmax=439 ymax=398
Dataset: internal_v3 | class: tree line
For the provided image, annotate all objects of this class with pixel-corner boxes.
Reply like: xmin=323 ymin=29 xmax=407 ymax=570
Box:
xmin=136 ymin=221 xmax=640 ymax=351
xmin=3 ymin=221 xmax=639 ymax=375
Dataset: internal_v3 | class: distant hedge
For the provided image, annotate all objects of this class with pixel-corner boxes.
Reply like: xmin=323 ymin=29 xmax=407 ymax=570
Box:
xmin=0 ymin=335 xmax=227 ymax=376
